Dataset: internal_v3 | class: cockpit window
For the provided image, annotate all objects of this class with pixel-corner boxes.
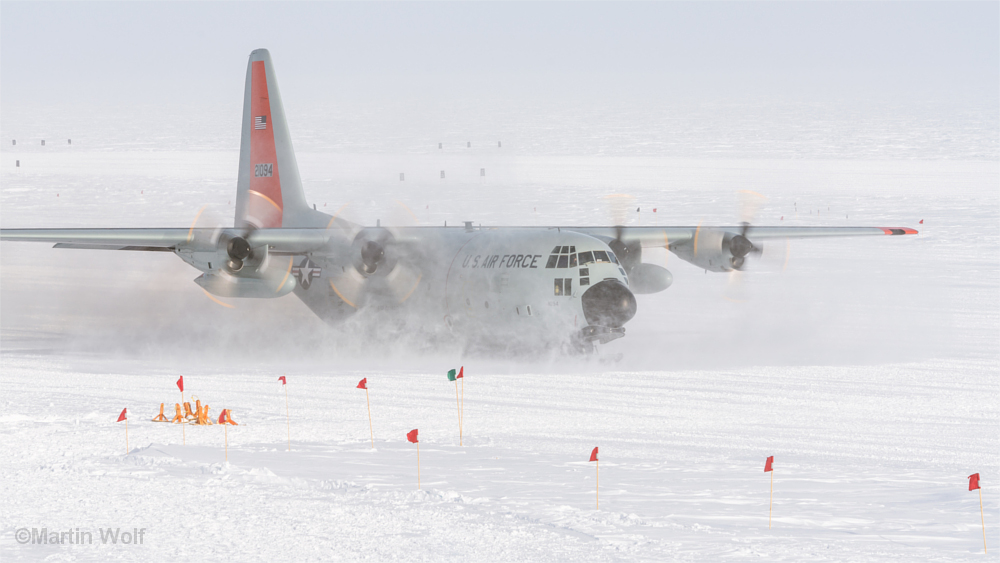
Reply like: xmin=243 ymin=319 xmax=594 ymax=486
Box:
xmin=545 ymin=245 xmax=581 ymax=269
xmin=609 ymin=252 xmax=619 ymax=264
xmin=578 ymin=251 xmax=594 ymax=265
xmin=593 ymin=250 xmax=610 ymax=263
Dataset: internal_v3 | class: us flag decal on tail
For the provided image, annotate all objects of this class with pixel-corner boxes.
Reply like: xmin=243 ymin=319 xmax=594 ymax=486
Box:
xmin=254 ymin=115 xmax=267 ymax=129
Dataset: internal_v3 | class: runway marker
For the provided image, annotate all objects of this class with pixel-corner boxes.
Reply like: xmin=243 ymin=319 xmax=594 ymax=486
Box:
xmin=969 ymin=473 xmax=986 ymax=553
xmin=219 ymin=409 xmax=229 ymax=461
xmin=357 ymin=378 xmax=373 ymax=448
xmin=117 ymin=408 xmax=128 ymax=454
xmin=765 ymin=455 xmax=774 ymax=528
xmin=177 ymin=376 xmax=185 ymax=444
xmin=447 ymin=368 xmax=462 ymax=445
xmin=590 ymin=447 xmax=599 ymax=509
xmin=407 ymin=429 xmax=420 ymax=489
xmin=279 ymin=376 xmax=289 ymax=451
xmin=456 ymin=367 xmax=465 ymax=437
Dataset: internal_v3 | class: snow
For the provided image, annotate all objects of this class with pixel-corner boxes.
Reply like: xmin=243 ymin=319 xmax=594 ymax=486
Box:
xmin=1 ymin=102 xmax=997 ymax=560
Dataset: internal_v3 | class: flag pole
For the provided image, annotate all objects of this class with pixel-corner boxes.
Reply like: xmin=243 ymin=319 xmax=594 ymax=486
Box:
xmin=769 ymin=469 xmax=774 ymax=529
xmin=225 ymin=422 xmax=228 ymax=462
xmin=460 ymin=376 xmax=464 ymax=439
xmin=980 ymin=487 xmax=987 ymax=554
xmin=284 ymin=383 xmax=290 ymax=452
xmin=596 ymin=459 xmax=599 ymax=510
xmin=416 ymin=442 xmax=421 ymax=490
xmin=125 ymin=418 xmax=129 ymax=454
xmin=365 ymin=388 xmax=373 ymax=448
xmin=181 ymin=391 xmax=185 ymax=445
xmin=454 ymin=380 xmax=462 ymax=446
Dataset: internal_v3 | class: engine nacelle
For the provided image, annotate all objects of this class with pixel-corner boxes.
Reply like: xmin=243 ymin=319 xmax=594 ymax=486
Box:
xmin=671 ymin=229 xmax=761 ymax=272
xmin=176 ymin=232 xmax=298 ymax=298
xmin=628 ymin=263 xmax=673 ymax=294
xmin=195 ymin=272 xmax=296 ymax=298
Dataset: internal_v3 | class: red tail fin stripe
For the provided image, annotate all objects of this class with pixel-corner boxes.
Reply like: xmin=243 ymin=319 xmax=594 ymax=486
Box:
xmin=248 ymin=60 xmax=283 ymax=227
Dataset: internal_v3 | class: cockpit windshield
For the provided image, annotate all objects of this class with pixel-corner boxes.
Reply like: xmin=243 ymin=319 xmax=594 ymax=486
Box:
xmin=546 ymin=246 xmax=619 ymax=268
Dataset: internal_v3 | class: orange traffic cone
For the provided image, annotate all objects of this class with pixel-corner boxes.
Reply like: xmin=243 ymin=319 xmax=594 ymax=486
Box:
xmin=152 ymin=403 xmax=168 ymax=422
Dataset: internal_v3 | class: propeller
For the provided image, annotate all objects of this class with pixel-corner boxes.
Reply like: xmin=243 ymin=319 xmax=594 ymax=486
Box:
xmin=602 ymin=194 xmax=642 ymax=275
xmin=186 ymin=205 xmax=297 ymax=302
xmin=324 ymin=201 xmax=425 ymax=309
xmin=724 ymin=191 xmax=788 ymax=302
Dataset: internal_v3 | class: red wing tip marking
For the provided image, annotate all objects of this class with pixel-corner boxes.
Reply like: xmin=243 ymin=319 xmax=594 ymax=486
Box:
xmin=880 ymin=227 xmax=919 ymax=235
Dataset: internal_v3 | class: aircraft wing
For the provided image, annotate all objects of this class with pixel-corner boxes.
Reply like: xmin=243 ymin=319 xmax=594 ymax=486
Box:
xmin=0 ymin=228 xmax=333 ymax=253
xmin=566 ymin=226 xmax=918 ymax=248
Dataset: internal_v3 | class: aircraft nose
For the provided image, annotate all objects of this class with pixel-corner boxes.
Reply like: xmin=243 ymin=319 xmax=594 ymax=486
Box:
xmin=581 ymin=280 xmax=637 ymax=328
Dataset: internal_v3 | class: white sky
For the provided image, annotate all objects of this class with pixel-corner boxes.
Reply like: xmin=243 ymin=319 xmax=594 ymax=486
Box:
xmin=2 ymin=2 xmax=997 ymax=106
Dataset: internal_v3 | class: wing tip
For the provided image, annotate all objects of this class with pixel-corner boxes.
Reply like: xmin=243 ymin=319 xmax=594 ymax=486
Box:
xmin=880 ymin=227 xmax=919 ymax=235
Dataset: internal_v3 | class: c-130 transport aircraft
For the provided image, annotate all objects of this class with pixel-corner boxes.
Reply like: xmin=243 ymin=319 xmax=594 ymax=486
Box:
xmin=1 ymin=49 xmax=917 ymax=353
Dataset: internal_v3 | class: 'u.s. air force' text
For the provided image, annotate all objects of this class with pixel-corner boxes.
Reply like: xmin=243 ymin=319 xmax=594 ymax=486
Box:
xmin=462 ymin=254 xmax=542 ymax=269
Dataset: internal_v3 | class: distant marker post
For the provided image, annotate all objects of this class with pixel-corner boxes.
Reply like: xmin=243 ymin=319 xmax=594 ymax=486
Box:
xmin=765 ymin=456 xmax=774 ymax=528
xmin=407 ymin=429 xmax=420 ymax=489
xmin=219 ymin=409 xmax=229 ymax=461
xmin=117 ymin=408 xmax=128 ymax=454
xmin=456 ymin=367 xmax=465 ymax=439
xmin=279 ymin=376 xmax=289 ymax=451
xmin=590 ymin=447 xmax=599 ymax=509
xmin=177 ymin=376 xmax=185 ymax=445
xmin=969 ymin=473 xmax=986 ymax=553
xmin=357 ymin=378 xmax=373 ymax=448
xmin=447 ymin=369 xmax=461 ymax=445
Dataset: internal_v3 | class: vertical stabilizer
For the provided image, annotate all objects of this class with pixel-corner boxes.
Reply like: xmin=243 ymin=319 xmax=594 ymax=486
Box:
xmin=234 ymin=49 xmax=319 ymax=229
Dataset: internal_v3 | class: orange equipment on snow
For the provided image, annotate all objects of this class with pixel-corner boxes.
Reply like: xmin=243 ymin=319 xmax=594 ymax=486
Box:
xmin=170 ymin=403 xmax=184 ymax=424
xmin=195 ymin=403 xmax=213 ymax=425
xmin=223 ymin=410 xmax=238 ymax=425
xmin=183 ymin=402 xmax=196 ymax=420
xmin=152 ymin=403 xmax=168 ymax=422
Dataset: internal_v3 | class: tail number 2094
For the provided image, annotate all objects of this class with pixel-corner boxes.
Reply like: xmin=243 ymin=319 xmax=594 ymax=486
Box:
xmin=255 ymin=163 xmax=273 ymax=178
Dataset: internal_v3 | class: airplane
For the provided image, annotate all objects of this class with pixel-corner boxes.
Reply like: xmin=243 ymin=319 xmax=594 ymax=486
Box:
xmin=0 ymin=49 xmax=918 ymax=354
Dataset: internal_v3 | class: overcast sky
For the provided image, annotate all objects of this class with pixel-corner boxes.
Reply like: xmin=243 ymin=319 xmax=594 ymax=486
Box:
xmin=2 ymin=1 xmax=997 ymax=107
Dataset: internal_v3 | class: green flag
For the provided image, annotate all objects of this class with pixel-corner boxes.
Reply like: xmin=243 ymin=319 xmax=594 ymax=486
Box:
xmin=447 ymin=369 xmax=457 ymax=381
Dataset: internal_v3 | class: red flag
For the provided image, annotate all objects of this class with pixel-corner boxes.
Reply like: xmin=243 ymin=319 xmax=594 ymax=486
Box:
xmin=969 ymin=473 xmax=980 ymax=491
xmin=218 ymin=409 xmax=227 ymax=424
xmin=456 ymin=367 xmax=464 ymax=379
xmin=764 ymin=456 xmax=774 ymax=472
xmin=919 ymin=219 xmax=924 ymax=224
xmin=406 ymin=429 xmax=419 ymax=443
xmin=357 ymin=378 xmax=367 ymax=389
xmin=176 ymin=376 xmax=184 ymax=393
xmin=278 ymin=376 xmax=286 ymax=385
xmin=653 ymin=208 xmax=657 ymax=212
xmin=117 ymin=408 xmax=127 ymax=422
xmin=589 ymin=447 xmax=598 ymax=462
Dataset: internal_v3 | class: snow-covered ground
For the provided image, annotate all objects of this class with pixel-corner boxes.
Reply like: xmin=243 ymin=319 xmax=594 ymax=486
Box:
xmin=1 ymin=102 xmax=997 ymax=560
